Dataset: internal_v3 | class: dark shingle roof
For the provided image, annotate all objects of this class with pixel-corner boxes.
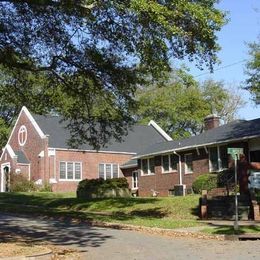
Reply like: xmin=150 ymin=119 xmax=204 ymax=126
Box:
xmin=120 ymin=159 xmax=138 ymax=169
xmin=15 ymin=150 xmax=30 ymax=164
xmin=32 ymin=114 xmax=167 ymax=153
xmin=135 ymin=118 xmax=260 ymax=158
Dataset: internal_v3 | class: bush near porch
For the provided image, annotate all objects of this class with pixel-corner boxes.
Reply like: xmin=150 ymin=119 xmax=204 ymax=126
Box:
xmin=10 ymin=173 xmax=37 ymax=192
xmin=192 ymin=173 xmax=218 ymax=194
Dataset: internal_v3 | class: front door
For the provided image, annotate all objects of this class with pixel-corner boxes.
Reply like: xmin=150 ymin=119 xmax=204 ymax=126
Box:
xmin=1 ymin=163 xmax=10 ymax=192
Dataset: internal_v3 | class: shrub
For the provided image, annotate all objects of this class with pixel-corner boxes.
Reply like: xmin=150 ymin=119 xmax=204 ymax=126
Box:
xmin=192 ymin=173 xmax=218 ymax=194
xmin=38 ymin=182 xmax=52 ymax=192
xmin=10 ymin=173 xmax=37 ymax=192
xmin=77 ymin=177 xmax=130 ymax=199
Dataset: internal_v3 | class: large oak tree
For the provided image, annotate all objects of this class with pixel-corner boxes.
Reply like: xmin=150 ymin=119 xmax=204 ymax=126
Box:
xmin=0 ymin=0 xmax=226 ymax=148
xmin=245 ymin=40 xmax=260 ymax=104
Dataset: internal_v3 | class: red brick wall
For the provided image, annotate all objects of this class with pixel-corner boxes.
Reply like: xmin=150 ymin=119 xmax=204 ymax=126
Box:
xmin=137 ymin=149 xmax=210 ymax=196
xmin=139 ymin=172 xmax=179 ymax=197
xmin=48 ymin=155 xmax=55 ymax=180
xmin=52 ymin=150 xmax=133 ymax=192
xmin=182 ymin=148 xmax=209 ymax=190
xmin=8 ymin=110 xmax=48 ymax=181
xmin=204 ymin=116 xmax=220 ymax=130
xmin=136 ymin=143 xmax=250 ymax=196
xmin=138 ymin=156 xmax=180 ymax=197
xmin=17 ymin=163 xmax=30 ymax=180
xmin=121 ymin=167 xmax=138 ymax=190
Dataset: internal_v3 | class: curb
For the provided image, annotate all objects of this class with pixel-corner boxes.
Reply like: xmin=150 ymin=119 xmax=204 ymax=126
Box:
xmin=82 ymin=220 xmax=226 ymax=241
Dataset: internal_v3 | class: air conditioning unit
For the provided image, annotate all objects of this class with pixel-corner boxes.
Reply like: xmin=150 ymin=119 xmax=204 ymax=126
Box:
xmin=174 ymin=184 xmax=186 ymax=196
xmin=249 ymin=171 xmax=260 ymax=189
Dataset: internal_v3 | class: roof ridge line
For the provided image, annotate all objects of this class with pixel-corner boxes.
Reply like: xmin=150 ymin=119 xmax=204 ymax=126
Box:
xmin=148 ymin=120 xmax=172 ymax=141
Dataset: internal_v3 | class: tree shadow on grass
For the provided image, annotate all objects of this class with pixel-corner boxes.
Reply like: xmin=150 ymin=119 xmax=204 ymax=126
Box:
xmin=203 ymin=222 xmax=260 ymax=235
xmin=109 ymin=207 xmax=169 ymax=221
xmin=0 ymin=193 xmax=160 ymax=211
xmin=190 ymin=204 xmax=200 ymax=219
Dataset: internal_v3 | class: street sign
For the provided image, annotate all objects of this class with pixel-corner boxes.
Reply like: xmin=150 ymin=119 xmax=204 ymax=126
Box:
xmin=227 ymin=147 xmax=244 ymax=234
xmin=227 ymin=148 xmax=244 ymax=160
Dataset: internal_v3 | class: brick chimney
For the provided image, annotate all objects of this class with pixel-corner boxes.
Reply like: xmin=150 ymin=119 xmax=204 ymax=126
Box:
xmin=204 ymin=114 xmax=220 ymax=131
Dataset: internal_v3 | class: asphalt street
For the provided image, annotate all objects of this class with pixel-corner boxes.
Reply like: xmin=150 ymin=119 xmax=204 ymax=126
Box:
xmin=0 ymin=213 xmax=260 ymax=259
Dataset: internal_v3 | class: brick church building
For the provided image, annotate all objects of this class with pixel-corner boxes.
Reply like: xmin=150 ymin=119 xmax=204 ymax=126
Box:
xmin=0 ymin=106 xmax=171 ymax=192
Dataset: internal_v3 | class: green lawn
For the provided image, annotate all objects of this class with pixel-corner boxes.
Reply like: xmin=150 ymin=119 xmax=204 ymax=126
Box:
xmin=201 ymin=225 xmax=260 ymax=235
xmin=0 ymin=192 xmax=201 ymax=229
xmin=1 ymin=192 xmax=260 ymax=235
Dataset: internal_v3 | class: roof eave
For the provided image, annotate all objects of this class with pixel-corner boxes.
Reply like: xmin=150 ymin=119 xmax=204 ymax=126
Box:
xmin=120 ymin=163 xmax=138 ymax=169
xmin=133 ymin=134 xmax=260 ymax=159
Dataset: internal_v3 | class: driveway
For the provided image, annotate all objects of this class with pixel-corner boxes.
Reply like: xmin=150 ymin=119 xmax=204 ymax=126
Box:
xmin=0 ymin=213 xmax=259 ymax=260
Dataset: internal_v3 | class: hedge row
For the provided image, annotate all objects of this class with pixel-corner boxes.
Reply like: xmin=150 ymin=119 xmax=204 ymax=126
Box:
xmin=77 ymin=177 xmax=130 ymax=198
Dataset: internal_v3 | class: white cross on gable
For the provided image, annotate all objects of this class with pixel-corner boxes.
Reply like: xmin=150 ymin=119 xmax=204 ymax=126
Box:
xmin=18 ymin=125 xmax=27 ymax=146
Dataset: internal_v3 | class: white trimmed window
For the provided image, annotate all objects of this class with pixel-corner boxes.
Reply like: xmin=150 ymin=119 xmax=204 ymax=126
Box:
xmin=209 ymin=145 xmax=228 ymax=172
xmin=162 ymin=154 xmax=178 ymax=173
xmin=141 ymin=157 xmax=155 ymax=175
xmin=59 ymin=161 xmax=82 ymax=180
xmin=132 ymin=171 xmax=138 ymax=189
xmin=209 ymin=147 xmax=218 ymax=172
xmin=98 ymin=163 xmax=119 ymax=180
xmin=185 ymin=153 xmax=193 ymax=174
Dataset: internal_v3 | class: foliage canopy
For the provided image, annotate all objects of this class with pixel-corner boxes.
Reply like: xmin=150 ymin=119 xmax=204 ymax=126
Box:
xmin=245 ymin=40 xmax=260 ymax=104
xmin=136 ymin=69 xmax=244 ymax=139
xmin=0 ymin=1 xmax=226 ymax=148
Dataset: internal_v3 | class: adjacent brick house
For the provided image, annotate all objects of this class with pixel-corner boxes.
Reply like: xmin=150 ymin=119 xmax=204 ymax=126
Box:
xmin=0 ymin=106 xmax=170 ymax=192
xmin=127 ymin=115 xmax=260 ymax=196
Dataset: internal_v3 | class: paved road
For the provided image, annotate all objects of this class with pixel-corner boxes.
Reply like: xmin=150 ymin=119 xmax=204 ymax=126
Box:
xmin=0 ymin=213 xmax=260 ymax=260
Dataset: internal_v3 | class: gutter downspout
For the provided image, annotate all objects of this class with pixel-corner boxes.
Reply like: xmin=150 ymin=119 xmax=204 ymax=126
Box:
xmin=174 ymin=151 xmax=182 ymax=185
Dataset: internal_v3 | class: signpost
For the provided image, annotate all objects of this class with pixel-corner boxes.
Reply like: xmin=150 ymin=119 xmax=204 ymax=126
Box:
xmin=227 ymin=148 xmax=244 ymax=234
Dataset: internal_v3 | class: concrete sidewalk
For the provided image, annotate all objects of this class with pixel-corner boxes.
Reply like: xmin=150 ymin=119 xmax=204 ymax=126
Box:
xmin=175 ymin=220 xmax=260 ymax=232
xmin=173 ymin=220 xmax=260 ymax=240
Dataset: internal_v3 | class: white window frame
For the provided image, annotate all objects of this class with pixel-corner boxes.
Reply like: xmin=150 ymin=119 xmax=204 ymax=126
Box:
xmin=141 ymin=157 xmax=155 ymax=176
xmin=161 ymin=154 xmax=178 ymax=173
xmin=98 ymin=163 xmax=120 ymax=180
xmin=59 ymin=161 xmax=82 ymax=181
xmin=209 ymin=145 xmax=228 ymax=172
xmin=185 ymin=153 xmax=193 ymax=174
xmin=132 ymin=171 xmax=138 ymax=189
xmin=209 ymin=146 xmax=219 ymax=172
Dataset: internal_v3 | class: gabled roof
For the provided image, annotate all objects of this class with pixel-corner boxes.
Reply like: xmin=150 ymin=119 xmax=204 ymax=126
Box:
xmin=134 ymin=118 xmax=260 ymax=158
xmin=32 ymin=114 xmax=168 ymax=154
xmin=15 ymin=150 xmax=30 ymax=164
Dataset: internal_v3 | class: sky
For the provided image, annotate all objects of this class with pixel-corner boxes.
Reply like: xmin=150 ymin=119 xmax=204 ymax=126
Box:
xmin=187 ymin=0 xmax=260 ymax=120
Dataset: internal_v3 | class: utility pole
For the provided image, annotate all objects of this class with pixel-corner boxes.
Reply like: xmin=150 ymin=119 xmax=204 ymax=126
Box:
xmin=234 ymin=154 xmax=239 ymax=233
xmin=227 ymin=148 xmax=243 ymax=234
